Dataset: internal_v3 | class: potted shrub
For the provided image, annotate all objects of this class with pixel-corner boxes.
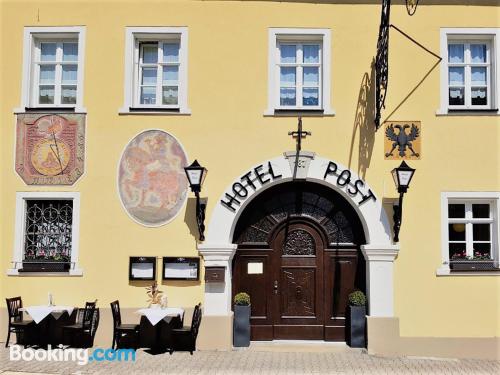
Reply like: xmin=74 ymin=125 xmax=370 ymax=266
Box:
xmin=449 ymin=251 xmax=496 ymax=271
xmin=146 ymin=281 xmax=163 ymax=308
xmin=347 ymin=290 xmax=366 ymax=348
xmin=233 ymin=292 xmax=251 ymax=347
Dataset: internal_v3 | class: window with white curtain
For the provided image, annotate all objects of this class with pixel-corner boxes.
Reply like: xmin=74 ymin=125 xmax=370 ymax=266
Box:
xmin=19 ymin=27 xmax=86 ymax=111
xmin=265 ymin=28 xmax=333 ymax=115
xmin=136 ymin=41 xmax=181 ymax=107
xmin=277 ymin=42 xmax=322 ymax=109
xmin=448 ymin=41 xmax=491 ymax=109
xmin=120 ymin=27 xmax=189 ymax=114
xmin=438 ymin=28 xmax=499 ymax=114
xmin=34 ymin=40 xmax=79 ymax=106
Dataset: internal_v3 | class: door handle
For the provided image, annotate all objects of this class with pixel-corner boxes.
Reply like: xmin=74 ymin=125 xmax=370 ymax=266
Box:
xmin=274 ymin=280 xmax=278 ymax=294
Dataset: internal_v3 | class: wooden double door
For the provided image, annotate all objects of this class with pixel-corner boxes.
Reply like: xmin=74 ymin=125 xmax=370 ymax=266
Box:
xmin=233 ymin=219 xmax=362 ymax=341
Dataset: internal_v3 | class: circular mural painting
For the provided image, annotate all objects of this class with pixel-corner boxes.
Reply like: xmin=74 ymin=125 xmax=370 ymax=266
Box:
xmin=118 ymin=130 xmax=188 ymax=227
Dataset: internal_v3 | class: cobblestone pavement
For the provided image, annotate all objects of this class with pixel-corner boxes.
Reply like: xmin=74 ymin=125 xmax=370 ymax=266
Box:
xmin=0 ymin=346 xmax=499 ymax=375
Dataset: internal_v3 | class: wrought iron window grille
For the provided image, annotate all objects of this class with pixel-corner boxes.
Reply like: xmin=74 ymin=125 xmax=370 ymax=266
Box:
xmin=23 ymin=200 xmax=73 ymax=267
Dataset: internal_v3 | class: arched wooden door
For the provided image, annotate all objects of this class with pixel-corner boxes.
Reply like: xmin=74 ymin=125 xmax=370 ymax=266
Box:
xmin=271 ymin=221 xmax=325 ymax=339
xmin=232 ymin=182 xmax=366 ymax=341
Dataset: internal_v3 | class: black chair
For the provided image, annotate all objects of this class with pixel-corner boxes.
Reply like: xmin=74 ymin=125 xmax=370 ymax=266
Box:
xmin=63 ymin=301 xmax=99 ymax=348
xmin=171 ymin=303 xmax=202 ymax=355
xmin=110 ymin=300 xmax=139 ymax=349
xmin=5 ymin=297 xmax=34 ymax=347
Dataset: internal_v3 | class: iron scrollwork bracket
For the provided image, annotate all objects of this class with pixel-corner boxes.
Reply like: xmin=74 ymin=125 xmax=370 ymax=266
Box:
xmin=392 ymin=191 xmax=406 ymax=243
xmin=375 ymin=0 xmax=421 ymax=129
xmin=195 ymin=193 xmax=207 ymax=241
xmin=375 ymin=0 xmax=391 ymax=130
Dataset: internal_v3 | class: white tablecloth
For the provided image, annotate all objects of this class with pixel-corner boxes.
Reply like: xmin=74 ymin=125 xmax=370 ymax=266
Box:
xmin=136 ymin=307 xmax=184 ymax=326
xmin=22 ymin=306 xmax=75 ymax=324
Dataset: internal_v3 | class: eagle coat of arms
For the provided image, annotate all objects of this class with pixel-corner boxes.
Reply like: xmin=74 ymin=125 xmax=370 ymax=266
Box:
xmin=384 ymin=122 xmax=421 ymax=159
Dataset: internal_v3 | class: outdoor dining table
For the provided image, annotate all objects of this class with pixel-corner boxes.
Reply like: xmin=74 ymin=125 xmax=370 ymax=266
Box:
xmin=21 ymin=305 xmax=76 ymax=346
xmin=135 ymin=307 xmax=184 ymax=351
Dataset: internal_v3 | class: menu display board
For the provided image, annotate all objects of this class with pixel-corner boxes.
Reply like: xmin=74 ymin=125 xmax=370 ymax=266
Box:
xmin=163 ymin=257 xmax=200 ymax=281
xmin=129 ymin=257 xmax=156 ymax=281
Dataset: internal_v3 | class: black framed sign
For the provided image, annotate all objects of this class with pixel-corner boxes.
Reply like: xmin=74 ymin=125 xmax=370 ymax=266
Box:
xmin=162 ymin=257 xmax=200 ymax=281
xmin=129 ymin=257 xmax=156 ymax=281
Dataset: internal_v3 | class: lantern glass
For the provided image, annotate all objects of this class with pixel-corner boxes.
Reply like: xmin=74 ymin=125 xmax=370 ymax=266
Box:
xmin=184 ymin=160 xmax=207 ymax=191
xmin=391 ymin=168 xmax=399 ymax=188
xmin=397 ymin=170 xmax=414 ymax=188
xmin=391 ymin=161 xmax=415 ymax=191
xmin=186 ymin=169 xmax=203 ymax=186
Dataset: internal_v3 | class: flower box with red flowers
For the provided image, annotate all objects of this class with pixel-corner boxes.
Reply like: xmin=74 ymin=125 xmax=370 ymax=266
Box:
xmin=449 ymin=251 xmax=496 ymax=271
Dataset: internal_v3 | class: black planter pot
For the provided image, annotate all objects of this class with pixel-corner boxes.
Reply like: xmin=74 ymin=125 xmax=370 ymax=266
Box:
xmin=233 ymin=304 xmax=251 ymax=347
xmin=347 ymin=305 xmax=366 ymax=348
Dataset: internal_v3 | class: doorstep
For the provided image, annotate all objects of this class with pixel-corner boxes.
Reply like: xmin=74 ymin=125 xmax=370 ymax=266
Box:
xmin=242 ymin=340 xmax=365 ymax=353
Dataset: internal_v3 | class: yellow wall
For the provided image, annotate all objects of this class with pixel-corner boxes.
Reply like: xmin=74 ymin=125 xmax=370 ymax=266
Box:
xmin=1 ymin=0 xmax=499 ymax=339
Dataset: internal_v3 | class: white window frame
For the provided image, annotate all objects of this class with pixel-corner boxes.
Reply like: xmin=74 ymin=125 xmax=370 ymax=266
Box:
xmin=438 ymin=28 xmax=500 ymax=115
xmin=16 ymin=26 xmax=86 ymax=113
xmin=438 ymin=192 xmax=500 ymax=276
xmin=265 ymin=28 xmax=334 ymax=116
xmin=119 ymin=27 xmax=190 ymax=115
xmin=7 ymin=192 xmax=82 ymax=276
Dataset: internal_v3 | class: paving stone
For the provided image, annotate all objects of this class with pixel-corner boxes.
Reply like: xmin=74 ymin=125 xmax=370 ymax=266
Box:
xmin=0 ymin=346 xmax=499 ymax=375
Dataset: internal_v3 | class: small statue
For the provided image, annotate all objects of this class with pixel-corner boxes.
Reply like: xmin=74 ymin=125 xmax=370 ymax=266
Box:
xmin=160 ymin=295 xmax=168 ymax=308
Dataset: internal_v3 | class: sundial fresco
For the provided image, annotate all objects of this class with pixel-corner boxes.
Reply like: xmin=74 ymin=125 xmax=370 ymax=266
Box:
xmin=118 ymin=130 xmax=188 ymax=227
xmin=15 ymin=114 xmax=85 ymax=185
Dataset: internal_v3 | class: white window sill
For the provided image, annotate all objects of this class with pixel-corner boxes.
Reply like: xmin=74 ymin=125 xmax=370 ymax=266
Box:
xmin=14 ymin=107 xmax=87 ymax=114
xmin=264 ymin=108 xmax=335 ymax=117
xmin=118 ymin=107 xmax=191 ymax=116
xmin=436 ymin=108 xmax=500 ymax=116
xmin=7 ymin=268 xmax=83 ymax=276
xmin=436 ymin=265 xmax=500 ymax=276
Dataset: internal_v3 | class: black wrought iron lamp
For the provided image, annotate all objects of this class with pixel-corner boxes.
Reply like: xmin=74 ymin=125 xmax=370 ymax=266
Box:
xmin=184 ymin=160 xmax=208 ymax=241
xmin=391 ymin=161 xmax=416 ymax=243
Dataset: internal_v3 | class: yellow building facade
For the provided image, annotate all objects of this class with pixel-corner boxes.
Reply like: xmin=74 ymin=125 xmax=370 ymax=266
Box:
xmin=0 ymin=0 xmax=499 ymax=359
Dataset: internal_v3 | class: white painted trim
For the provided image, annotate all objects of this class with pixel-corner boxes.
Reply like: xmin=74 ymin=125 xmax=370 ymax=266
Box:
xmin=7 ymin=192 xmax=83 ymax=276
xmin=437 ymin=28 xmax=500 ymax=115
xmin=436 ymin=265 xmax=500 ymax=276
xmin=439 ymin=191 xmax=500 ymax=274
xmin=116 ymin=129 xmax=189 ymax=227
xmin=17 ymin=26 xmax=86 ymax=113
xmin=119 ymin=27 xmax=191 ymax=114
xmin=265 ymin=28 xmax=334 ymax=116
xmin=361 ymin=245 xmax=399 ymax=317
xmin=199 ymin=153 xmax=398 ymax=317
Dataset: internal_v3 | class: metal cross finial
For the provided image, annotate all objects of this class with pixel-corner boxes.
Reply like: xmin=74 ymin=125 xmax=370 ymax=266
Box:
xmin=288 ymin=117 xmax=311 ymax=152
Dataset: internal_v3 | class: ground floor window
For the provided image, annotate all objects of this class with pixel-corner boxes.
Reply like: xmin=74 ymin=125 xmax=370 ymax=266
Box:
xmin=8 ymin=192 xmax=82 ymax=275
xmin=440 ymin=192 xmax=499 ymax=274
xmin=23 ymin=200 xmax=73 ymax=263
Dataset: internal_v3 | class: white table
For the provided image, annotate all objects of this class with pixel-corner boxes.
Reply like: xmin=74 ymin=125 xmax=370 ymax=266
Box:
xmin=136 ymin=307 xmax=184 ymax=326
xmin=21 ymin=305 xmax=75 ymax=324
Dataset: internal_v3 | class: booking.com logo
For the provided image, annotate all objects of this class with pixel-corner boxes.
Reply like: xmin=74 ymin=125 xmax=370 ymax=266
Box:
xmin=9 ymin=344 xmax=136 ymax=366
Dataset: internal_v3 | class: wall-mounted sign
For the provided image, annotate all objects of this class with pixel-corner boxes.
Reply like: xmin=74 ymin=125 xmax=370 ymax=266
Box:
xmin=384 ymin=121 xmax=421 ymax=160
xmin=247 ymin=262 xmax=263 ymax=275
xmin=129 ymin=257 xmax=156 ymax=281
xmin=220 ymin=158 xmax=377 ymax=212
xmin=162 ymin=257 xmax=200 ymax=281
xmin=118 ymin=130 xmax=188 ymax=227
xmin=15 ymin=114 xmax=85 ymax=185
xmin=323 ymin=162 xmax=377 ymax=206
xmin=220 ymin=162 xmax=282 ymax=211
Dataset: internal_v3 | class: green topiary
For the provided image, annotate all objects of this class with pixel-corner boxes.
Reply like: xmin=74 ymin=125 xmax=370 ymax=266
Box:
xmin=234 ymin=292 xmax=251 ymax=306
xmin=348 ymin=290 xmax=366 ymax=306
